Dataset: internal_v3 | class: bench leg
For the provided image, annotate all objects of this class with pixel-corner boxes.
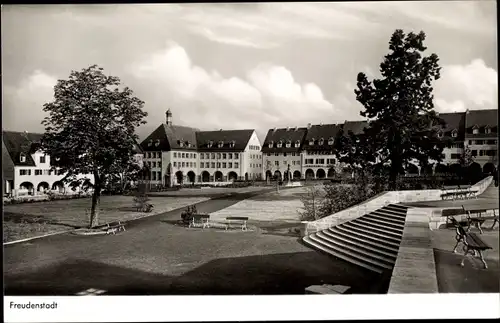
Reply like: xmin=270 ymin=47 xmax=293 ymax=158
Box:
xmin=491 ymin=219 xmax=498 ymax=230
xmin=452 ymin=238 xmax=462 ymax=253
xmin=478 ymin=250 xmax=488 ymax=269
xmin=477 ymin=222 xmax=484 ymax=234
xmin=460 ymin=246 xmax=470 ymax=267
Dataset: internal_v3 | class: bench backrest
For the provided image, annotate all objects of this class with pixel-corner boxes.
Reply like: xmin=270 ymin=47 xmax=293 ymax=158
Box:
xmin=442 ymin=208 xmax=466 ymax=217
xmin=448 ymin=216 xmax=467 ymax=236
xmin=193 ymin=214 xmax=210 ymax=219
xmin=227 ymin=217 xmax=249 ymax=220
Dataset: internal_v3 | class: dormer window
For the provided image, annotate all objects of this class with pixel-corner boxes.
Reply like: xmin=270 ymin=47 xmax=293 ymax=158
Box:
xmin=218 ymin=141 xmax=224 ymax=148
xmin=207 ymin=141 xmax=213 ymax=148
xmin=148 ymin=139 xmax=153 ymax=147
xmin=295 ymin=140 xmax=300 ymax=148
xmin=229 ymin=140 xmax=236 ymax=148
xmin=451 ymin=129 xmax=458 ymax=138
xmin=318 ymin=138 xmax=324 ymax=145
xmin=309 ymin=138 xmax=315 ymax=146
xmin=268 ymin=141 xmax=274 ymax=148
xmin=20 ymin=153 xmax=26 ymax=163
xmin=179 ymin=141 xmax=184 ymax=148
xmin=472 ymin=125 xmax=479 ymax=135
xmin=437 ymin=131 xmax=443 ymax=138
xmin=328 ymin=137 xmax=334 ymax=145
xmin=155 ymin=139 xmax=160 ymax=147
xmin=277 ymin=140 xmax=283 ymax=148
xmin=286 ymin=140 xmax=291 ymax=148
xmin=485 ymin=126 xmax=491 ymax=134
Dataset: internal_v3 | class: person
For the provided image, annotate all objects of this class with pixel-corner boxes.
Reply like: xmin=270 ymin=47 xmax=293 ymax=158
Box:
xmin=493 ymin=170 xmax=498 ymax=187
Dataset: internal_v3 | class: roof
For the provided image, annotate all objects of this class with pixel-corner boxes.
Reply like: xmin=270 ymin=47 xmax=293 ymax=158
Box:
xmin=342 ymin=120 xmax=369 ymax=135
xmin=438 ymin=112 xmax=466 ymax=141
xmin=303 ymin=124 xmax=342 ymax=151
xmin=2 ymin=131 xmax=43 ymax=167
xmin=196 ymin=129 xmax=254 ymax=152
xmin=261 ymin=127 xmax=308 ymax=153
xmin=465 ymin=109 xmax=498 ymax=134
xmin=140 ymin=124 xmax=199 ymax=152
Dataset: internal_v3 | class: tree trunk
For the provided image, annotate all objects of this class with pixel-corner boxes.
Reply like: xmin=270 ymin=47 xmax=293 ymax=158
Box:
xmin=89 ymin=173 xmax=101 ymax=228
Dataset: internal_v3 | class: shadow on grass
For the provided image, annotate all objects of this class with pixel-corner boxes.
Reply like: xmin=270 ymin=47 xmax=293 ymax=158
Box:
xmin=5 ymin=251 xmax=387 ymax=296
xmin=3 ymin=212 xmax=79 ymax=229
xmin=433 ymin=248 xmax=500 ymax=293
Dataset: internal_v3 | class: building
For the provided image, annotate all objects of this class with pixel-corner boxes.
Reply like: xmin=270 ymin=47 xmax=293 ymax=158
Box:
xmin=301 ymin=123 xmax=342 ymax=179
xmin=261 ymin=126 xmax=308 ymax=181
xmin=2 ymin=131 xmax=89 ymax=197
xmin=140 ymin=109 xmax=262 ymax=186
xmin=464 ymin=109 xmax=498 ymax=172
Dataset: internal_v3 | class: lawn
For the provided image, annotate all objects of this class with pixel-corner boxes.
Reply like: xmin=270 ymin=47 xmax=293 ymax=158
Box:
xmin=149 ymin=186 xmax=269 ymax=197
xmin=3 ymin=195 xmax=209 ymax=243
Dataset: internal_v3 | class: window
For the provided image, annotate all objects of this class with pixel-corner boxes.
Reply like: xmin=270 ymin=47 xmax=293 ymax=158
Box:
xmin=437 ymin=131 xmax=443 ymax=138
xmin=295 ymin=140 xmax=300 ymax=148
xmin=487 ymin=150 xmax=497 ymax=156
xmin=148 ymin=139 xmax=153 ymax=147
xmin=286 ymin=141 xmax=291 ymax=148
xmin=275 ymin=153 xmax=279 ymax=156
xmin=316 ymin=159 xmax=325 ymax=164
xmin=277 ymin=141 xmax=283 ymax=148
xmin=267 ymin=153 xmax=271 ymax=156
xmin=152 ymin=172 xmax=157 ymax=181
xmin=173 ymin=152 xmax=177 ymax=158
xmin=173 ymin=161 xmax=177 ymax=167
xmin=152 ymin=161 xmax=157 ymax=168
xmin=211 ymin=162 xmax=215 ymax=168
xmin=217 ymin=162 xmax=221 ymax=168
xmin=283 ymin=161 xmax=287 ymax=165
xmin=181 ymin=153 xmax=185 ymax=158
xmin=487 ymin=140 xmax=497 ymax=145
xmin=472 ymin=126 xmax=479 ymax=134
xmin=275 ymin=161 xmax=279 ymax=166
xmin=309 ymin=138 xmax=315 ymax=146
xmin=157 ymin=171 xmax=161 ymax=180
xmin=207 ymin=141 xmax=213 ymax=148
xmin=155 ymin=139 xmax=160 ymax=147
xmin=39 ymin=155 xmax=46 ymax=163
xmin=20 ymin=153 xmax=26 ymax=163
xmin=328 ymin=137 xmax=334 ymax=145
xmin=451 ymin=130 xmax=458 ymax=138
xmin=229 ymin=140 xmax=236 ymax=148
xmin=318 ymin=138 xmax=324 ymax=145
xmin=218 ymin=141 xmax=224 ymax=148
xmin=305 ymin=159 xmax=314 ymax=164
xmin=223 ymin=153 xmax=227 ymax=159
xmin=468 ymin=140 xmax=473 ymax=145
xmin=485 ymin=126 xmax=491 ymax=134
xmin=222 ymin=162 xmax=227 ymax=168
xmin=283 ymin=153 xmax=287 ymax=157
xmin=268 ymin=141 xmax=274 ymax=148
xmin=217 ymin=153 xmax=221 ymax=159
xmin=234 ymin=153 xmax=239 ymax=159
xmin=476 ymin=140 xmax=484 ymax=145
xmin=200 ymin=162 xmax=204 ymax=168
xmin=228 ymin=153 xmax=233 ymax=159
xmin=228 ymin=162 xmax=233 ymax=168
xmin=211 ymin=153 xmax=216 ymax=159
xmin=235 ymin=162 xmax=239 ymax=168
xmin=471 ymin=150 xmax=478 ymax=157
xmin=479 ymin=150 xmax=485 ymax=156
xmin=200 ymin=154 xmax=204 ymax=159
xmin=35 ymin=169 xmax=42 ymax=175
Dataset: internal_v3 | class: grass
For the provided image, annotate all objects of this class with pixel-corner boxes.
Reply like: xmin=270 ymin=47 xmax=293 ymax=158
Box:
xmin=3 ymin=195 xmax=210 ymax=243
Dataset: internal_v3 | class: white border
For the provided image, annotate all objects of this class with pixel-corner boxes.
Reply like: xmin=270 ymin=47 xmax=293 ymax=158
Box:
xmin=4 ymin=294 xmax=500 ymax=322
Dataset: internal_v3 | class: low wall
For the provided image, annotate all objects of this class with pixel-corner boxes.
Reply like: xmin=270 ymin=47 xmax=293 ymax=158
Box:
xmin=470 ymin=175 xmax=493 ymax=196
xmin=388 ymin=207 xmax=438 ymax=293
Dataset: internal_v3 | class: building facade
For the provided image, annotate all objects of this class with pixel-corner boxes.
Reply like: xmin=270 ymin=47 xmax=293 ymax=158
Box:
xmin=464 ymin=109 xmax=498 ymax=172
xmin=140 ymin=109 xmax=262 ymax=186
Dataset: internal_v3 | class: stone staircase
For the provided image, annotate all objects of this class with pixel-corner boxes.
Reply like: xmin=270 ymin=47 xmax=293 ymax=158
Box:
xmin=302 ymin=204 xmax=409 ymax=274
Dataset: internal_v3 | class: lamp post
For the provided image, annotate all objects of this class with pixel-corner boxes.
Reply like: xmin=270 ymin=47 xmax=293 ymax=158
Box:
xmin=287 ymin=163 xmax=291 ymax=186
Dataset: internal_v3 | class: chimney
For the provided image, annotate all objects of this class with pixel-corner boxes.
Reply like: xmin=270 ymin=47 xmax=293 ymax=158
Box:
xmin=307 ymin=123 xmax=312 ymax=129
xmin=466 ymin=108 xmax=470 ymax=114
xmin=165 ymin=109 xmax=173 ymax=126
xmin=286 ymin=127 xmax=290 ymax=131
xmin=294 ymin=126 xmax=298 ymax=131
xmin=273 ymin=127 xmax=276 ymax=132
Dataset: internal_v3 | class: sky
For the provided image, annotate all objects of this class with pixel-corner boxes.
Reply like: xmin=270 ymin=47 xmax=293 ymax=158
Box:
xmin=2 ymin=2 xmax=498 ymax=142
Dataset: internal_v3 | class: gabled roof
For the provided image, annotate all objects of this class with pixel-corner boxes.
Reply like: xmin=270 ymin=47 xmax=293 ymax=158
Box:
xmin=2 ymin=131 xmax=44 ymax=167
xmin=303 ymin=124 xmax=342 ymax=151
xmin=465 ymin=109 xmax=498 ymax=134
xmin=140 ymin=124 xmax=199 ymax=151
xmin=438 ymin=112 xmax=466 ymax=141
xmin=261 ymin=127 xmax=308 ymax=153
xmin=196 ymin=129 xmax=254 ymax=152
xmin=342 ymin=120 xmax=369 ymax=135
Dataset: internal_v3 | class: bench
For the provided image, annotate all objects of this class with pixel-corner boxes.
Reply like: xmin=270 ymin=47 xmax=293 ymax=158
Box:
xmin=189 ymin=213 xmax=210 ymax=229
xmin=464 ymin=208 xmax=499 ymax=234
xmin=135 ymin=203 xmax=154 ymax=212
xmin=448 ymin=216 xmax=492 ymax=269
xmin=103 ymin=221 xmax=126 ymax=235
xmin=225 ymin=217 xmax=249 ymax=231
xmin=440 ymin=186 xmax=478 ymax=201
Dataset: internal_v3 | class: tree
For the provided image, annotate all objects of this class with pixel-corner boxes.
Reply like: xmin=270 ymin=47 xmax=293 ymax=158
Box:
xmin=298 ymin=185 xmax=324 ymax=221
xmin=265 ymin=160 xmax=272 ymax=185
xmin=459 ymin=145 xmax=474 ymax=168
xmin=353 ymin=29 xmax=446 ymax=190
xmin=40 ymin=65 xmax=148 ymax=228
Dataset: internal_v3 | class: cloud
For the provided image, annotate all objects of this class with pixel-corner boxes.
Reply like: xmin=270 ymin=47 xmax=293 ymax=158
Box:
xmin=434 ymin=59 xmax=498 ymax=113
xmin=129 ymin=43 xmax=336 ymax=136
xmin=2 ymin=70 xmax=57 ymax=131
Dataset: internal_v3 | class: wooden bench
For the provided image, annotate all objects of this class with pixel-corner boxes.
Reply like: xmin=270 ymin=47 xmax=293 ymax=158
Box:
xmin=225 ymin=216 xmax=249 ymax=231
xmin=440 ymin=186 xmax=477 ymax=201
xmin=189 ymin=213 xmax=210 ymax=229
xmin=464 ymin=208 xmax=499 ymax=234
xmin=103 ymin=221 xmax=126 ymax=235
xmin=448 ymin=216 xmax=492 ymax=269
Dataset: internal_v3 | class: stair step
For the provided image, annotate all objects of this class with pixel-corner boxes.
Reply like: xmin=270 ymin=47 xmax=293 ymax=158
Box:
xmin=378 ymin=208 xmax=408 ymax=217
xmin=355 ymin=218 xmax=404 ymax=234
xmin=349 ymin=220 xmax=403 ymax=238
xmin=309 ymin=234 xmax=393 ymax=271
xmin=364 ymin=213 xmax=406 ymax=226
xmin=303 ymin=236 xmax=384 ymax=274
xmin=384 ymin=205 xmax=409 ymax=214
xmin=328 ymin=227 xmax=400 ymax=253
xmin=371 ymin=210 xmax=407 ymax=221
xmin=321 ymin=230 xmax=398 ymax=260
xmin=341 ymin=222 xmax=402 ymax=244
